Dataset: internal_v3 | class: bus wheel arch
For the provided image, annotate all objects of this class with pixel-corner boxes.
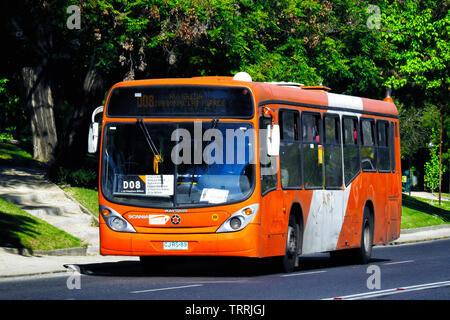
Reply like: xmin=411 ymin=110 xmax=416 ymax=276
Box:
xmin=289 ymin=202 xmax=304 ymax=256
xmin=277 ymin=202 xmax=304 ymax=272
xmin=364 ymin=199 xmax=375 ymax=228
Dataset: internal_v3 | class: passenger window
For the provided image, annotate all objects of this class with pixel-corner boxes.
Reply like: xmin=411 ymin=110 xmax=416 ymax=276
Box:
xmin=302 ymin=113 xmax=323 ymax=188
xmin=302 ymin=113 xmax=321 ymax=143
xmin=390 ymin=121 xmax=396 ymax=172
xmin=324 ymin=114 xmax=342 ymax=188
xmin=279 ymin=110 xmax=301 ymax=188
xmin=377 ymin=120 xmax=390 ymax=172
xmin=342 ymin=117 xmax=360 ymax=185
xmin=280 ymin=111 xmax=298 ymax=141
xmin=361 ymin=118 xmax=376 ymax=171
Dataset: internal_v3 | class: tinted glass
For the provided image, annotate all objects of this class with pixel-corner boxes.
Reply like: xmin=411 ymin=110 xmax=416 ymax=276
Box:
xmin=361 ymin=119 xmax=376 ymax=171
xmin=342 ymin=117 xmax=360 ymax=185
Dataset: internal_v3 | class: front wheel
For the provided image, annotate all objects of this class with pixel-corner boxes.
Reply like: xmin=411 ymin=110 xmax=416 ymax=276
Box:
xmin=274 ymin=214 xmax=301 ymax=273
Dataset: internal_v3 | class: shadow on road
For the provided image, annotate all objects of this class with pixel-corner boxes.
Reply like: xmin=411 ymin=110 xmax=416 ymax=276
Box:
xmin=74 ymin=254 xmax=389 ymax=278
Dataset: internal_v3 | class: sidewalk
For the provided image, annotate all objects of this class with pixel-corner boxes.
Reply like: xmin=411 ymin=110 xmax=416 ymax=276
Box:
xmin=406 ymin=191 xmax=450 ymax=201
xmin=0 ymin=165 xmax=99 ymax=255
xmin=0 ymin=225 xmax=449 ymax=278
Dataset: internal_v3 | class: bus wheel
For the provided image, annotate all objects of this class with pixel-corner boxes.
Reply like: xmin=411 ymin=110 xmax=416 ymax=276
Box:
xmin=355 ymin=207 xmax=373 ymax=264
xmin=277 ymin=214 xmax=301 ymax=273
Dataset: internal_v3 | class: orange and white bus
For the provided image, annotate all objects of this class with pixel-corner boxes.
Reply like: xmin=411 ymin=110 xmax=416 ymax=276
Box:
xmin=88 ymin=72 xmax=401 ymax=272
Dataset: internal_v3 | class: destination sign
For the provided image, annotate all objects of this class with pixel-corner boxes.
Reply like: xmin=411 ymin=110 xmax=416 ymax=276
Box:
xmin=107 ymin=85 xmax=254 ymax=118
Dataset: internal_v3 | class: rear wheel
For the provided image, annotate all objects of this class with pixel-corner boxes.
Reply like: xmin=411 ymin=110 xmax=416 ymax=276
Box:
xmin=354 ymin=207 xmax=373 ymax=264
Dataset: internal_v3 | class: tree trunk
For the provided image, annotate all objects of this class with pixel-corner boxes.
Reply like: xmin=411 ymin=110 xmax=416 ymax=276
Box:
xmin=54 ymin=56 xmax=105 ymax=169
xmin=21 ymin=65 xmax=57 ymax=163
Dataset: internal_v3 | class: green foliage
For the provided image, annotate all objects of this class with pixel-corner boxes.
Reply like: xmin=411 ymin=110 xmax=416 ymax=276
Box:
xmin=53 ymin=166 xmax=98 ymax=189
xmin=1 ymin=0 xmax=448 ymax=191
xmin=71 ymin=169 xmax=98 ymax=188
xmin=0 ymin=78 xmax=22 ymax=138
xmin=424 ymin=129 xmax=446 ymax=192
xmin=381 ymin=0 xmax=449 ymax=102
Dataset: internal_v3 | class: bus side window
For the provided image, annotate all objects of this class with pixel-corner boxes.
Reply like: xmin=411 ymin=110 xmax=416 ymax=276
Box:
xmin=324 ymin=114 xmax=342 ymax=188
xmin=390 ymin=121 xmax=396 ymax=172
xmin=376 ymin=120 xmax=390 ymax=172
xmin=279 ymin=110 xmax=302 ymax=189
xmin=260 ymin=116 xmax=278 ymax=194
xmin=342 ymin=116 xmax=361 ymax=186
xmin=302 ymin=112 xmax=323 ymax=188
xmin=361 ymin=118 xmax=377 ymax=171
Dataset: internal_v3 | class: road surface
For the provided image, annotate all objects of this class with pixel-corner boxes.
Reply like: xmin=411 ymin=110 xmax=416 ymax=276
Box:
xmin=0 ymin=239 xmax=449 ymax=301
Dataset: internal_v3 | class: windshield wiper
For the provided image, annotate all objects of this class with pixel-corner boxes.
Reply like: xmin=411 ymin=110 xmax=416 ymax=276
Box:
xmin=137 ymin=118 xmax=163 ymax=173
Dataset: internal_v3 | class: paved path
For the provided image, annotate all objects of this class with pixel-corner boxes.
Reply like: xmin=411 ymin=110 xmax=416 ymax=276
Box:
xmin=406 ymin=191 xmax=450 ymax=201
xmin=0 ymin=166 xmax=99 ymax=255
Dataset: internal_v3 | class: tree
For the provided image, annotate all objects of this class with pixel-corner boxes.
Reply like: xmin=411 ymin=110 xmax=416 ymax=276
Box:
xmin=424 ymin=129 xmax=446 ymax=198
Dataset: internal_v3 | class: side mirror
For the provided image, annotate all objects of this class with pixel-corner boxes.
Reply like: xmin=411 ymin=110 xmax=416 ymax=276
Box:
xmin=88 ymin=122 xmax=99 ymax=153
xmin=87 ymin=106 xmax=104 ymax=153
xmin=266 ymin=124 xmax=280 ymax=156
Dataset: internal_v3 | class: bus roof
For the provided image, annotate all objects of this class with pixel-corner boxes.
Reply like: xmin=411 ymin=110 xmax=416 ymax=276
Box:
xmin=111 ymin=76 xmax=398 ymax=118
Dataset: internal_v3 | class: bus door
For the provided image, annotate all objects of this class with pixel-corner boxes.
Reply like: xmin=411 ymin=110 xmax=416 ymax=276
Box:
xmin=259 ymin=114 xmax=285 ymax=255
xmin=377 ymin=119 xmax=396 ymax=242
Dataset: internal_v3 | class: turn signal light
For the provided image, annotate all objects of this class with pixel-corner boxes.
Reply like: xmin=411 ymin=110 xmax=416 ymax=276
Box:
xmin=102 ymin=208 xmax=111 ymax=217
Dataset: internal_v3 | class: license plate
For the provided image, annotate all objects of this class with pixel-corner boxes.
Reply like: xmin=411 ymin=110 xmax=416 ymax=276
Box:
xmin=163 ymin=241 xmax=188 ymax=250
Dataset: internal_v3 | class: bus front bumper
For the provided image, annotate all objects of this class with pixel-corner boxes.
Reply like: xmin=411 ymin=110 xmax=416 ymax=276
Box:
xmin=99 ymin=223 xmax=260 ymax=257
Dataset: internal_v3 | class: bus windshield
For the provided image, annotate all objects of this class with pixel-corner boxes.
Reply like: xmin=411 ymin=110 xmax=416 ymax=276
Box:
xmin=101 ymin=121 xmax=255 ymax=208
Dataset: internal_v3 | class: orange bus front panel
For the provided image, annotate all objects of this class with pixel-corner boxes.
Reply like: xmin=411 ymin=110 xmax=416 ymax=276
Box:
xmin=99 ymin=222 xmax=260 ymax=257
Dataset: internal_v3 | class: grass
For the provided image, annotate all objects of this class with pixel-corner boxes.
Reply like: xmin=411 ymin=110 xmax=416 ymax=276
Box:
xmin=0 ymin=197 xmax=83 ymax=251
xmin=0 ymin=141 xmax=32 ymax=161
xmin=401 ymin=194 xmax=450 ymax=229
xmin=62 ymin=186 xmax=99 ymax=218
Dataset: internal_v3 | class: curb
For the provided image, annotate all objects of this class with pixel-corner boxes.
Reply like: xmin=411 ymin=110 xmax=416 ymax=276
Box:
xmin=60 ymin=188 xmax=99 ymax=226
xmin=400 ymin=224 xmax=450 ymax=234
xmin=384 ymin=235 xmax=450 ymax=246
xmin=0 ymin=246 xmax=87 ymax=257
xmin=0 ymin=270 xmax=69 ymax=279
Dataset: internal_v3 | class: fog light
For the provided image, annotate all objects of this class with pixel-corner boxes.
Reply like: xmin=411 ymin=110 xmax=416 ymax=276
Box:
xmin=110 ymin=217 xmax=126 ymax=231
xmin=229 ymin=217 xmax=242 ymax=230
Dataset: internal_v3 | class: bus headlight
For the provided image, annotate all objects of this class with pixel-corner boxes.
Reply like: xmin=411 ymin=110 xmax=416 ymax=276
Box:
xmin=216 ymin=204 xmax=259 ymax=233
xmin=229 ymin=217 xmax=243 ymax=230
xmin=100 ymin=205 xmax=136 ymax=233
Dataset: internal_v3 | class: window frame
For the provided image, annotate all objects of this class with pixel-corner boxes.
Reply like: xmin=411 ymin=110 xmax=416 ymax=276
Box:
xmin=360 ymin=117 xmax=377 ymax=173
xmin=279 ymin=108 xmax=302 ymax=190
xmin=390 ymin=121 xmax=396 ymax=173
xmin=259 ymin=115 xmax=278 ymax=196
xmin=342 ymin=115 xmax=361 ymax=186
xmin=323 ymin=112 xmax=343 ymax=189
xmin=376 ymin=119 xmax=391 ymax=173
xmin=301 ymin=111 xmax=324 ymax=190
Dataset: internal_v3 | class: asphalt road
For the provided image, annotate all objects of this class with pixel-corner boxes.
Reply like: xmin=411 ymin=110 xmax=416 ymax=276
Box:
xmin=1 ymin=239 xmax=449 ymax=301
